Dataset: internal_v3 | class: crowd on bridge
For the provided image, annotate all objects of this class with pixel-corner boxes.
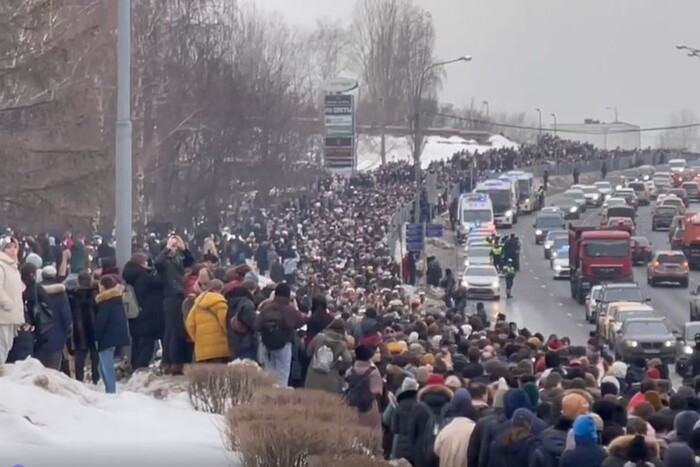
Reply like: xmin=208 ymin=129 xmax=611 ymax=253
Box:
xmin=448 ymin=134 xmax=676 ymax=179
xmin=0 ymin=138 xmax=700 ymax=466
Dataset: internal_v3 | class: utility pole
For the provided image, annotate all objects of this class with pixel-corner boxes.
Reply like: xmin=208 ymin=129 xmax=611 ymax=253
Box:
xmin=115 ymin=0 xmax=133 ymax=269
xmin=482 ymin=100 xmax=490 ymax=120
xmin=412 ymin=55 xmax=472 ymax=225
xmin=535 ymin=108 xmax=542 ymax=136
xmin=550 ymin=113 xmax=558 ymax=136
xmin=380 ymin=97 xmax=387 ymax=166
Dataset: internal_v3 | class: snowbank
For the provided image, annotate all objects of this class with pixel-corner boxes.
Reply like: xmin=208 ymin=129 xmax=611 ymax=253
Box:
xmin=0 ymin=359 xmax=233 ymax=467
xmin=356 ymin=134 xmax=519 ymax=171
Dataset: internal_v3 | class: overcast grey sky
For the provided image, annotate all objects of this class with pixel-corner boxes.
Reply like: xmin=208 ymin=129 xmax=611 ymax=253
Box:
xmin=260 ymin=0 xmax=700 ymax=144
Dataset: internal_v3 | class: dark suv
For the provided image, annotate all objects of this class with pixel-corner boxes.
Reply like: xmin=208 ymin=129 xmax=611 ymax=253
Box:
xmin=651 ymin=205 xmax=678 ymax=231
xmin=614 ymin=317 xmax=677 ymax=363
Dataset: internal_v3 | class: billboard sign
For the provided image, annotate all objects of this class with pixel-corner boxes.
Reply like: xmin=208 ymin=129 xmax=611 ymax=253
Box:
xmin=324 ymin=94 xmax=355 ymax=171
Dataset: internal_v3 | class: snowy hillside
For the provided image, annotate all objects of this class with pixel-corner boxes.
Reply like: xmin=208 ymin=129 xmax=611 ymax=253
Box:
xmin=0 ymin=359 xmax=232 ymax=467
xmin=356 ymin=134 xmax=519 ymax=171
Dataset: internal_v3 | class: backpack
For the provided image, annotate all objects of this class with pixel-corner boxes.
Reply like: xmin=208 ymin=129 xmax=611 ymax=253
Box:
xmin=310 ymin=341 xmax=335 ymax=374
xmin=260 ymin=310 xmax=288 ymax=351
xmin=123 ymin=284 xmax=141 ymax=319
xmin=344 ymin=367 xmax=375 ymax=412
xmin=419 ymin=402 xmax=448 ymax=465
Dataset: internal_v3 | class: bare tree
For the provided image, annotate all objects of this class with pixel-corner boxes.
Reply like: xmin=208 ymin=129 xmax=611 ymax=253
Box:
xmin=658 ymin=108 xmax=700 ymax=151
xmin=351 ymin=0 xmax=436 ymax=165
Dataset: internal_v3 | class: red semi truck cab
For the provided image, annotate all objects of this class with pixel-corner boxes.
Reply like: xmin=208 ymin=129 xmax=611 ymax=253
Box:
xmin=569 ymin=225 xmax=633 ymax=304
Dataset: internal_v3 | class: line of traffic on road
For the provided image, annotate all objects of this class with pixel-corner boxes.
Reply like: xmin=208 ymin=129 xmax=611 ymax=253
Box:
xmin=516 ymin=163 xmax=700 ymax=380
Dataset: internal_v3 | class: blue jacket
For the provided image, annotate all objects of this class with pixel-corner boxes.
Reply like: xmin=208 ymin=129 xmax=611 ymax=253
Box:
xmin=95 ymin=287 xmax=131 ymax=352
xmin=40 ymin=283 xmax=73 ymax=352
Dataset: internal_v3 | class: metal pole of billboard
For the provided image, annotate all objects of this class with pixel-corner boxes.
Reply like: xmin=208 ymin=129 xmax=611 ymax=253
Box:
xmin=115 ymin=0 xmax=132 ymax=269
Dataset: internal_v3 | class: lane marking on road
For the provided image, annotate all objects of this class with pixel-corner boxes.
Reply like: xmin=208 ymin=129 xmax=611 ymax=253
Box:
xmin=577 ymin=323 xmax=583 ymax=327
xmin=541 ymin=284 xmax=546 ymax=288
xmin=566 ymin=311 xmax=571 ymax=315
xmin=529 ymin=269 xmax=534 ymax=273
xmin=534 ymin=276 xmax=539 ymax=280
xmin=549 ymin=293 xmax=555 ymax=297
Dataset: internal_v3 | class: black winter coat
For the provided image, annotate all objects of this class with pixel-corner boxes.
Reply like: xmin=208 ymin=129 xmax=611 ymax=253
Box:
xmin=407 ymin=385 xmax=453 ymax=467
xmin=122 ymin=261 xmax=165 ymax=338
xmin=391 ymin=389 xmax=418 ymax=461
xmin=95 ymin=288 xmax=131 ymax=352
xmin=154 ymin=248 xmax=194 ymax=297
xmin=487 ymin=432 xmax=540 ymax=467
xmin=225 ymin=286 xmax=257 ymax=358
xmin=67 ymin=287 xmax=97 ymax=351
xmin=529 ymin=419 xmax=572 ymax=467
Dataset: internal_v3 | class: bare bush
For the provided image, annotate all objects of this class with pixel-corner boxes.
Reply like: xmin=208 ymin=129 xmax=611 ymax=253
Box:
xmin=184 ymin=361 xmax=275 ymax=414
xmin=228 ymin=405 xmax=382 ymax=467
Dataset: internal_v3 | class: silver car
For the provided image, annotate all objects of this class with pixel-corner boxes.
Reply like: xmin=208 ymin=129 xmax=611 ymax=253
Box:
xmin=462 ymin=265 xmax=501 ymax=300
xmin=464 ymin=246 xmax=493 ymax=268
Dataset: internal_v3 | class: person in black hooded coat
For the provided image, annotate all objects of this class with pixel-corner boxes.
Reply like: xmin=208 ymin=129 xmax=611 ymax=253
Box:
xmin=66 ymin=271 xmax=99 ymax=383
xmin=122 ymin=253 xmax=165 ymax=370
xmin=391 ymin=377 xmax=419 ymax=461
xmin=406 ymin=382 xmax=453 ymax=467
xmin=225 ymin=280 xmax=257 ymax=361
xmin=487 ymin=408 xmax=540 ymax=467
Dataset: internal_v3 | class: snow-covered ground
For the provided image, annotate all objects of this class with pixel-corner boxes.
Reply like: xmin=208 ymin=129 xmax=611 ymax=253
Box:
xmin=0 ymin=359 xmax=233 ymax=467
xmin=356 ymin=134 xmax=519 ymax=171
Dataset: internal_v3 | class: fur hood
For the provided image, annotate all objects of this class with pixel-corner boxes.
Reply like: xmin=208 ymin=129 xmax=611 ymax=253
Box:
xmin=607 ymin=434 xmax=661 ymax=458
xmin=42 ymin=283 xmax=66 ymax=295
xmin=417 ymin=384 xmax=453 ymax=402
xmin=96 ymin=286 xmax=124 ymax=304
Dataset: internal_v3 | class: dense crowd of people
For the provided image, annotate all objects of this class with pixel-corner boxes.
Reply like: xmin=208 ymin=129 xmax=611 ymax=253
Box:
xmin=0 ymin=138 xmax=699 ymax=466
xmin=447 ymin=134 xmax=676 ymax=179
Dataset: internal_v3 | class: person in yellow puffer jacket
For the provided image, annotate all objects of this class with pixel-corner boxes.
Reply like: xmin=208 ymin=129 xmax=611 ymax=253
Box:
xmin=185 ymin=280 xmax=231 ymax=363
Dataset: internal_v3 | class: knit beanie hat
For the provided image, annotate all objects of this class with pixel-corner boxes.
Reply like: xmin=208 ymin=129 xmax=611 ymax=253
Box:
xmin=573 ymin=414 xmax=598 ymax=441
xmin=425 ymin=373 xmax=446 ymax=387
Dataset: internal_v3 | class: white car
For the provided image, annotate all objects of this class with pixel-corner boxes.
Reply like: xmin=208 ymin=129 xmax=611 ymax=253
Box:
xmin=603 ymin=197 xmax=627 ymax=210
xmin=594 ymin=181 xmax=614 ymax=199
xmin=464 ymin=246 xmax=493 ymax=268
xmin=551 ymin=255 xmax=571 ymax=280
xmin=541 ymin=206 xmax=562 ymax=216
xmin=462 ymin=265 xmax=501 ymax=300
xmin=464 ymin=236 xmax=490 ymax=253
xmin=645 ymin=180 xmax=658 ymax=199
xmin=585 ymin=285 xmax=604 ymax=323
xmin=581 ymin=185 xmax=603 ymax=207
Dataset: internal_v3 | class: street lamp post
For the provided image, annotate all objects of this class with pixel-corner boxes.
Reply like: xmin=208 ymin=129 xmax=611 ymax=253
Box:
xmin=412 ymin=55 xmax=472 ymax=225
xmin=115 ymin=0 xmax=132 ymax=269
xmin=550 ymin=113 xmax=558 ymax=136
xmin=677 ymin=44 xmax=700 ymax=59
xmin=482 ymin=100 xmax=490 ymax=120
xmin=535 ymin=108 xmax=542 ymax=135
xmin=606 ymin=106 xmax=619 ymax=123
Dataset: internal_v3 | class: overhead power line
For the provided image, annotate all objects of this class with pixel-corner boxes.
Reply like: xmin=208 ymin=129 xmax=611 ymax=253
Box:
xmin=427 ymin=112 xmax=700 ymax=135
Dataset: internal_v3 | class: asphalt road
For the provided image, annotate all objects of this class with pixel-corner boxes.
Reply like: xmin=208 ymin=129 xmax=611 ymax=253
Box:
xmin=454 ymin=182 xmax=696 ymax=345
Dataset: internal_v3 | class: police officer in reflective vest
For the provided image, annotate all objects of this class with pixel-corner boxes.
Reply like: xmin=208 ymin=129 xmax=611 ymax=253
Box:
xmin=503 ymin=258 xmax=516 ymax=298
xmin=490 ymin=241 xmax=504 ymax=272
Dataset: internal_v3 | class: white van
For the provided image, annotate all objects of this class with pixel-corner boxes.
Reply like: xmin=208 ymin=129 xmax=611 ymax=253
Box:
xmin=669 ymin=158 xmax=688 ymax=173
xmin=457 ymin=193 xmax=495 ymax=240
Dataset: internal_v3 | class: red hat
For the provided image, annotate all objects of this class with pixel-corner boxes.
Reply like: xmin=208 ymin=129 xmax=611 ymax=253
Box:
xmin=646 ymin=368 xmax=660 ymax=380
xmin=425 ymin=373 xmax=446 ymax=387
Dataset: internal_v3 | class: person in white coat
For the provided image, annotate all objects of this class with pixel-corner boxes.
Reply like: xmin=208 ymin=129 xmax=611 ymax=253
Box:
xmin=0 ymin=236 xmax=25 ymax=363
